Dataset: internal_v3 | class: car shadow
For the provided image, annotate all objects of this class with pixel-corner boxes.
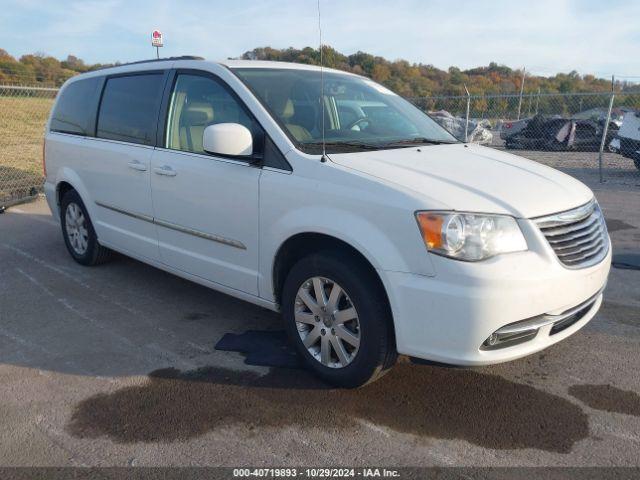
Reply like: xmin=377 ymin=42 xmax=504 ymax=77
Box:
xmin=66 ymin=362 xmax=590 ymax=454
xmin=569 ymin=384 xmax=640 ymax=417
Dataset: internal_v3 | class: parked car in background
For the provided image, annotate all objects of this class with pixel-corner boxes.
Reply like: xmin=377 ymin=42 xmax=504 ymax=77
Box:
xmin=573 ymin=107 xmax=625 ymax=128
xmin=571 ymin=119 xmax=618 ymax=151
xmin=429 ymin=110 xmax=493 ymax=144
xmin=504 ymin=114 xmax=618 ymax=152
xmin=615 ymin=110 xmax=640 ymax=171
xmin=44 ymin=58 xmax=611 ymax=387
xmin=609 ymin=137 xmax=621 ymax=154
xmin=499 ymin=117 xmax=531 ymax=140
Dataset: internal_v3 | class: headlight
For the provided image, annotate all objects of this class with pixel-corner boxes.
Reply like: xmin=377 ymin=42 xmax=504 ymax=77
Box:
xmin=415 ymin=211 xmax=528 ymax=261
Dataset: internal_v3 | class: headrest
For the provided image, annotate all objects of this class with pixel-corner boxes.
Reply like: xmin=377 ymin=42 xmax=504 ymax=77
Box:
xmin=281 ymin=99 xmax=294 ymax=119
xmin=183 ymin=102 xmax=214 ymax=125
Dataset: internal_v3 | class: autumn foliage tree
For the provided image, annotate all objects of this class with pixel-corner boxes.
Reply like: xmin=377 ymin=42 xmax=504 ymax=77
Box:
xmin=0 ymin=45 xmax=637 ymax=98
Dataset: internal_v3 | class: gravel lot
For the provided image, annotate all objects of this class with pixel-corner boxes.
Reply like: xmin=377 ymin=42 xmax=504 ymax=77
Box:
xmin=0 ymin=157 xmax=639 ymax=467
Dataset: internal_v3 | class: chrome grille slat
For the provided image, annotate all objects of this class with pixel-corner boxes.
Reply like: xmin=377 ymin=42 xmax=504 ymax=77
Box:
xmin=561 ymin=241 xmax=605 ymax=259
xmin=556 ymin=239 xmax=605 ymax=259
xmin=552 ymin=230 xmax=603 ymax=252
xmin=533 ymin=199 xmax=609 ymax=269
xmin=533 ymin=200 xmax=597 ymax=228
xmin=562 ymin=250 xmax=605 ymax=266
xmin=540 ymin=213 xmax=599 ymax=237
xmin=547 ymin=221 xmax=601 ymax=245
xmin=562 ymin=252 xmax=603 ymax=266
xmin=554 ymin=233 xmax=605 ymax=254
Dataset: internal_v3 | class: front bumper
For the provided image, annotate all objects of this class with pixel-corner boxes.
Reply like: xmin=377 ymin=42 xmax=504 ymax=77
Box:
xmin=383 ymin=225 xmax=611 ymax=366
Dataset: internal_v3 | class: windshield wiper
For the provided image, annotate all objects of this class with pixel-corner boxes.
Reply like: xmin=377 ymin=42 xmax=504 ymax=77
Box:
xmin=302 ymin=138 xmax=457 ymax=153
xmin=302 ymin=141 xmax=382 ymax=151
xmin=380 ymin=137 xmax=457 ymax=148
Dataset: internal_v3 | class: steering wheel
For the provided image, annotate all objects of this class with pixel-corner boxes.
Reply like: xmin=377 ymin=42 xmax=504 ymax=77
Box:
xmin=346 ymin=117 xmax=370 ymax=130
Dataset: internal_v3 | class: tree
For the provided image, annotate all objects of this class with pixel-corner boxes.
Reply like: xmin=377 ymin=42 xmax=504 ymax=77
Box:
xmin=0 ymin=45 xmax=631 ymax=95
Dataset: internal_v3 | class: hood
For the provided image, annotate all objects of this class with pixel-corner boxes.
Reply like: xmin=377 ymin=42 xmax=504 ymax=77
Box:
xmin=328 ymin=143 xmax=593 ymax=218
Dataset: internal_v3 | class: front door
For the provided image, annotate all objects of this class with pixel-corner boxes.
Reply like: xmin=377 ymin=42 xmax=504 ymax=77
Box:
xmin=150 ymin=72 xmax=261 ymax=295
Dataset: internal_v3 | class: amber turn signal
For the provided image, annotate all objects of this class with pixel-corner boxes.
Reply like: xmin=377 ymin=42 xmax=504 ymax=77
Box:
xmin=416 ymin=212 xmax=443 ymax=249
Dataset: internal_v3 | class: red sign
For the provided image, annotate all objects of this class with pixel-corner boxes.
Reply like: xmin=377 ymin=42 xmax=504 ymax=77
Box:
xmin=151 ymin=30 xmax=163 ymax=47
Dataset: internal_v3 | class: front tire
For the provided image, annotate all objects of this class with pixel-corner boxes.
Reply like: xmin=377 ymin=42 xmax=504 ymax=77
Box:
xmin=60 ymin=190 xmax=111 ymax=266
xmin=282 ymin=251 xmax=397 ymax=387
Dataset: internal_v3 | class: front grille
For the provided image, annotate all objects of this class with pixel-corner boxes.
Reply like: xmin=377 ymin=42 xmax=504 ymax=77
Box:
xmin=533 ymin=199 xmax=609 ymax=269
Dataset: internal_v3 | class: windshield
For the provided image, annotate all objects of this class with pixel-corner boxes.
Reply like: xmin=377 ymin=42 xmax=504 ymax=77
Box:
xmin=232 ymin=67 xmax=458 ymax=154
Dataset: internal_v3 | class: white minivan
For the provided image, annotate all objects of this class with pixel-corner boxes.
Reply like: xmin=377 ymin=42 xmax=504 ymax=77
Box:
xmin=44 ymin=57 xmax=611 ymax=387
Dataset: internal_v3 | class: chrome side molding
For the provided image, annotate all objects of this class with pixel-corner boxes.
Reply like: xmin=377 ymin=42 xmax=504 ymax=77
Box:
xmin=95 ymin=201 xmax=154 ymax=223
xmin=95 ymin=201 xmax=246 ymax=250
xmin=154 ymin=218 xmax=246 ymax=249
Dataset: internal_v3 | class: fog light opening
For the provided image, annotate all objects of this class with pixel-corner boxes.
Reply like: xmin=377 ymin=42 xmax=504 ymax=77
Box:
xmin=481 ymin=329 xmax=539 ymax=350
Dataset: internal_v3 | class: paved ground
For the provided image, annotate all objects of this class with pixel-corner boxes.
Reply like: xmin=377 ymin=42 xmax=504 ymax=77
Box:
xmin=0 ymin=176 xmax=639 ymax=467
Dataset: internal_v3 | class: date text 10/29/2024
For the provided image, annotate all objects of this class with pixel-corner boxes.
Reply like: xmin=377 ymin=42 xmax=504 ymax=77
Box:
xmin=233 ymin=468 xmax=401 ymax=478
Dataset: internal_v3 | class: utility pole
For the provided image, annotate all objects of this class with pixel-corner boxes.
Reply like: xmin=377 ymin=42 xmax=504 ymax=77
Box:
xmin=516 ymin=68 xmax=525 ymax=120
xmin=598 ymin=75 xmax=616 ymax=183
xmin=464 ymin=84 xmax=470 ymax=142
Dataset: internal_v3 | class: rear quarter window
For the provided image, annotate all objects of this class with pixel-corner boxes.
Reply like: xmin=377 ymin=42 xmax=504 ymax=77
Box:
xmin=97 ymin=73 xmax=165 ymax=146
xmin=50 ymin=77 xmax=102 ymax=135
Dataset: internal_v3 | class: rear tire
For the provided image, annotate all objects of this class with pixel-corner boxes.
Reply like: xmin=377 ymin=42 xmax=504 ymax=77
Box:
xmin=60 ymin=189 xmax=111 ymax=266
xmin=282 ymin=251 xmax=397 ymax=388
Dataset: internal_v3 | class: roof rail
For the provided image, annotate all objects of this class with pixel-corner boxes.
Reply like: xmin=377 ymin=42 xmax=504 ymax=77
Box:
xmin=96 ymin=56 xmax=205 ymax=70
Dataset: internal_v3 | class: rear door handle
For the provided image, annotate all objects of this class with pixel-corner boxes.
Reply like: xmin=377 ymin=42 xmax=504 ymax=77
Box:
xmin=128 ymin=160 xmax=148 ymax=172
xmin=154 ymin=165 xmax=177 ymax=177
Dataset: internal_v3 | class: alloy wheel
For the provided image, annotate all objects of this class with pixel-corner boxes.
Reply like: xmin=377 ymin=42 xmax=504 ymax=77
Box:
xmin=65 ymin=202 xmax=89 ymax=255
xmin=294 ymin=276 xmax=361 ymax=368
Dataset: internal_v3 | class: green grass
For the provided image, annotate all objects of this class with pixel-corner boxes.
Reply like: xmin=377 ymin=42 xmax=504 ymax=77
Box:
xmin=0 ymin=95 xmax=54 ymax=202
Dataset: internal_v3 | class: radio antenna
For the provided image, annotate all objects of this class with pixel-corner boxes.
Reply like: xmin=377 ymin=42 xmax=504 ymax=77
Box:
xmin=317 ymin=0 xmax=327 ymax=162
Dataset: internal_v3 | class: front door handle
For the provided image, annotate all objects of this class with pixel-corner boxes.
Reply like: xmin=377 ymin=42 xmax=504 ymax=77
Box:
xmin=154 ymin=165 xmax=177 ymax=177
xmin=128 ymin=160 xmax=148 ymax=172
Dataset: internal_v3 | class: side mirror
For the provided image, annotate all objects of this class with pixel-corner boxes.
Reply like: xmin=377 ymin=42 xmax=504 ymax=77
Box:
xmin=203 ymin=123 xmax=253 ymax=157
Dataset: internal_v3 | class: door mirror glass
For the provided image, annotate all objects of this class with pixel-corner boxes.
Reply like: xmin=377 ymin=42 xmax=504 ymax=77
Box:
xmin=203 ymin=123 xmax=253 ymax=157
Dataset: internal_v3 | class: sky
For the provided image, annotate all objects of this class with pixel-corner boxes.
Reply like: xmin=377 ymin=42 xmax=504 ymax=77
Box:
xmin=1 ymin=0 xmax=639 ymax=78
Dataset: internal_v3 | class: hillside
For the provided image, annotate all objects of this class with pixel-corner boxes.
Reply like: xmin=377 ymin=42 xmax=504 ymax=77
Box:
xmin=1 ymin=46 xmax=636 ymax=96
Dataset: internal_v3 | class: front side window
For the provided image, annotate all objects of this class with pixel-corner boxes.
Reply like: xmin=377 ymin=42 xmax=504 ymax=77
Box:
xmin=166 ymin=74 xmax=254 ymax=155
xmin=232 ymin=68 xmax=458 ymax=154
xmin=97 ymin=73 xmax=164 ymax=146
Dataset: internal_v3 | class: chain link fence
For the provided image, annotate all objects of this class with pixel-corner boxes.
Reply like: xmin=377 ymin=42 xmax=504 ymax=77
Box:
xmin=1 ymin=86 xmax=639 ymax=208
xmin=412 ymin=91 xmax=640 ymax=187
xmin=0 ymin=85 xmax=57 ymax=207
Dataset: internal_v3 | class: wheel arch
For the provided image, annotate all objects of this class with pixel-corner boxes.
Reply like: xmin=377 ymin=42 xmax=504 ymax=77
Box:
xmin=56 ymin=180 xmax=75 ymax=206
xmin=53 ymin=168 xmax=95 ymax=218
xmin=272 ymin=232 xmax=391 ymax=315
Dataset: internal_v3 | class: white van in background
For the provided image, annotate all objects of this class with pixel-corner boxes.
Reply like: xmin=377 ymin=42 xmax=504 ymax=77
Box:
xmin=44 ymin=57 xmax=611 ymax=387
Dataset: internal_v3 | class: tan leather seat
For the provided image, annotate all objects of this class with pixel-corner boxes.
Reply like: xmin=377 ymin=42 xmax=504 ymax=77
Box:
xmin=179 ymin=102 xmax=214 ymax=153
xmin=272 ymin=98 xmax=313 ymax=142
xmin=278 ymin=99 xmax=313 ymax=142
